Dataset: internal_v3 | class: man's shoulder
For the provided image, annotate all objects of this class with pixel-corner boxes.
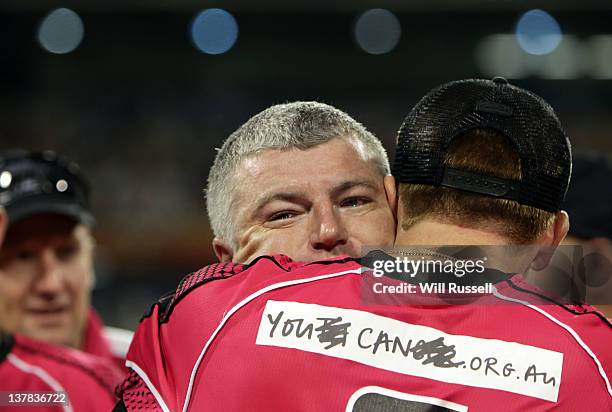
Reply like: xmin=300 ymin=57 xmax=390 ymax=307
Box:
xmin=143 ymin=254 xmax=360 ymax=324
xmin=140 ymin=255 xmax=284 ymax=324
xmin=9 ymin=334 xmax=123 ymax=393
xmin=498 ymin=274 xmax=611 ymax=332
xmin=1 ymin=333 xmax=123 ymax=412
xmin=495 ymin=274 xmax=611 ymax=390
xmin=123 ymin=254 xmax=362 ymax=411
xmin=127 ymin=253 xmax=362 ymax=373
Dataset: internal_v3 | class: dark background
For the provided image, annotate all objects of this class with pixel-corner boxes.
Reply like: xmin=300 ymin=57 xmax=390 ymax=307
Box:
xmin=1 ymin=1 xmax=611 ymax=329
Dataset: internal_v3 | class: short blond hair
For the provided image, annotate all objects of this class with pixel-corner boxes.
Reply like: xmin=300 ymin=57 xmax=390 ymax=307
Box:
xmin=399 ymin=128 xmax=554 ymax=243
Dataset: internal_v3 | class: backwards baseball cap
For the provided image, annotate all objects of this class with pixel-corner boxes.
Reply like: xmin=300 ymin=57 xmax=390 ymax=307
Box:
xmin=393 ymin=77 xmax=572 ymax=212
xmin=0 ymin=149 xmax=93 ymax=227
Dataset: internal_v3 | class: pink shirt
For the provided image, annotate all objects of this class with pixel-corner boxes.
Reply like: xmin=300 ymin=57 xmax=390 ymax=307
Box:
xmin=119 ymin=255 xmax=612 ymax=411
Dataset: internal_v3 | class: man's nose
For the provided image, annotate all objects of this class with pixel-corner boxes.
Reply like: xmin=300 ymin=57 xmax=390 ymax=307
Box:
xmin=32 ymin=249 xmax=63 ymax=298
xmin=310 ymin=206 xmax=348 ymax=252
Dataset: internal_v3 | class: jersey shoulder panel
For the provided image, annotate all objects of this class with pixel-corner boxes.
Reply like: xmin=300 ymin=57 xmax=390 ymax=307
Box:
xmin=496 ymin=275 xmax=612 ymax=394
xmin=152 ymin=255 xmax=305 ymax=323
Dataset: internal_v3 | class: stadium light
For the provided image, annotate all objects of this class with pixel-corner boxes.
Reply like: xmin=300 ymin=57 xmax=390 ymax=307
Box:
xmin=354 ymin=9 xmax=401 ymax=55
xmin=191 ymin=9 xmax=239 ymax=55
xmin=37 ymin=8 xmax=84 ymax=54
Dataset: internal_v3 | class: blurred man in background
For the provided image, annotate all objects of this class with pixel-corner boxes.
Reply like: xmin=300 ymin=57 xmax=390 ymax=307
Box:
xmin=0 ymin=206 xmax=121 ymax=411
xmin=0 ymin=149 xmax=131 ymax=366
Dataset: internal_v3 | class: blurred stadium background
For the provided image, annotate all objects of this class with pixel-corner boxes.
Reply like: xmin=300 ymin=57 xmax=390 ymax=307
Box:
xmin=1 ymin=0 xmax=611 ymax=329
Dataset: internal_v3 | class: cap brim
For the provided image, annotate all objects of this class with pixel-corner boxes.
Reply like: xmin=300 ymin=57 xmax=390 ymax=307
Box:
xmin=5 ymin=197 xmax=94 ymax=227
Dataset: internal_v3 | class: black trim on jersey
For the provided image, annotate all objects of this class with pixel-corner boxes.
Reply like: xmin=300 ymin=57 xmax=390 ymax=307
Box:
xmin=158 ymin=275 xmax=233 ymax=324
xmin=112 ymin=400 xmax=127 ymax=412
xmin=0 ymin=331 xmax=14 ymax=362
xmin=251 ymin=254 xmax=292 ymax=272
xmin=15 ymin=340 xmax=118 ymax=396
xmin=305 ymin=256 xmax=361 ymax=266
xmin=155 ymin=254 xmax=368 ymax=324
xmin=506 ymin=278 xmax=612 ymax=328
xmin=140 ymin=291 xmax=174 ymax=322
xmin=148 ymin=255 xmax=293 ymax=324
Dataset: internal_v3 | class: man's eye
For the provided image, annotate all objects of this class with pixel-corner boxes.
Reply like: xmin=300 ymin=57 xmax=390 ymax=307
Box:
xmin=55 ymin=245 xmax=78 ymax=260
xmin=269 ymin=211 xmax=296 ymax=221
xmin=341 ymin=197 xmax=371 ymax=208
xmin=15 ymin=250 xmax=36 ymax=261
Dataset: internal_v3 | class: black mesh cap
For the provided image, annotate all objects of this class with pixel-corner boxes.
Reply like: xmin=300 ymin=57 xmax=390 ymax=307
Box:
xmin=393 ymin=77 xmax=572 ymax=212
xmin=0 ymin=149 xmax=93 ymax=227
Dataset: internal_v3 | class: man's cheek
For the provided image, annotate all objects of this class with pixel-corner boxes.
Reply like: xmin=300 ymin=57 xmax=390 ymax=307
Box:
xmin=255 ymin=234 xmax=292 ymax=256
xmin=370 ymin=209 xmax=396 ymax=246
xmin=234 ymin=234 xmax=269 ymax=263
xmin=347 ymin=215 xmax=394 ymax=246
xmin=72 ymin=263 xmax=95 ymax=293
xmin=0 ymin=301 xmax=20 ymax=332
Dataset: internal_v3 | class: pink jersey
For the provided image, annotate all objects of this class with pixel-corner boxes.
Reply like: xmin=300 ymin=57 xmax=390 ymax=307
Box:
xmin=0 ymin=332 xmax=123 ymax=411
xmin=118 ymin=255 xmax=612 ymax=411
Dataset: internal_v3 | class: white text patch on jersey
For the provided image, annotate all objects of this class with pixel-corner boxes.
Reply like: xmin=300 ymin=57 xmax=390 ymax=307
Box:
xmin=256 ymin=300 xmax=563 ymax=402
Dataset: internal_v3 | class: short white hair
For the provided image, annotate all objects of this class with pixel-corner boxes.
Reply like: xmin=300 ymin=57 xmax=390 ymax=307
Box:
xmin=205 ymin=101 xmax=390 ymax=246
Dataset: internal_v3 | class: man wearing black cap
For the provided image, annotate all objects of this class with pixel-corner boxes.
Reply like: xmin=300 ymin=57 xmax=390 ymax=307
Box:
xmin=0 ymin=150 xmax=130 ymax=365
xmin=0 ymin=206 xmax=122 ymax=410
xmin=117 ymin=79 xmax=610 ymax=411
xmin=383 ymin=78 xmax=608 ymax=409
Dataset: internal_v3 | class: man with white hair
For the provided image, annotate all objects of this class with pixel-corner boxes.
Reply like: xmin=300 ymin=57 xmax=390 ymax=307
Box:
xmin=115 ymin=101 xmax=397 ymax=411
xmin=206 ymin=101 xmax=396 ymax=263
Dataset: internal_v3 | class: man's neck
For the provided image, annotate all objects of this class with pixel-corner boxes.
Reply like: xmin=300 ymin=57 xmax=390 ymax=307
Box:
xmin=395 ymin=220 xmax=509 ymax=246
xmin=394 ymin=220 xmax=546 ymax=274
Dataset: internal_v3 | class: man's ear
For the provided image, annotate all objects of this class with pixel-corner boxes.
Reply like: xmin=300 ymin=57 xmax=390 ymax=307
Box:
xmin=551 ymin=210 xmax=570 ymax=247
xmin=383 ymin=175 xmax=397 ymax=220
xmin=213 ymin=237 xmax=234 ymax=262
xmin=530 ymin=211 xmax=570 ymax=271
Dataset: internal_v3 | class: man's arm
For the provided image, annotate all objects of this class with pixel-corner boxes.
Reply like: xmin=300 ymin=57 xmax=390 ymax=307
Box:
xmin=118 ymin=260 xmax=251 ymax=412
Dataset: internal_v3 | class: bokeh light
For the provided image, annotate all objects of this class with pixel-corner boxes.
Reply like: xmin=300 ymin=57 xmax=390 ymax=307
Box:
xmin=515 ymin=9 xmax=562 ymax=55
xmin=589 ymin=35 xmax=612 ymax=79
xmin=37 ymin=8 xmax=84 ymax=54
xmin=536 ymin=36 xmax=584 ymax=79
xmin=0 ymin=171 xmax=12 ymax=189
xmin=56 ymin=179 xmax=68 ymax=192
xmin=475 ymin=34 xmax=529 ymax=79
xmin=191 ymin=9 xmax=239 ymax=55
xmin=354 ymin=9 xmax=401 ymax=55
xmin=476 ymin=34 xmax=590 ymax=79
